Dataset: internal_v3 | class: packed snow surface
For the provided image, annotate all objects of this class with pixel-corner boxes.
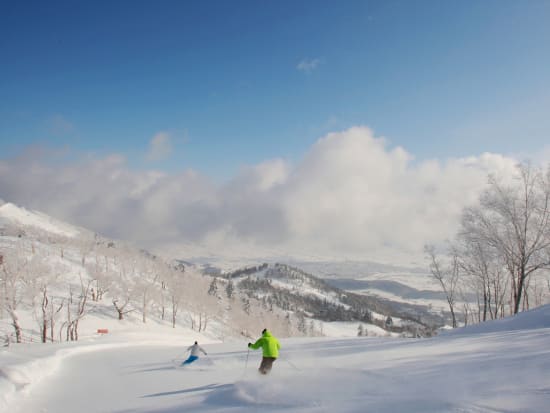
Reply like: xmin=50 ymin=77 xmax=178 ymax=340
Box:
xmin=2 ymin=305 xmax=550 ymax=413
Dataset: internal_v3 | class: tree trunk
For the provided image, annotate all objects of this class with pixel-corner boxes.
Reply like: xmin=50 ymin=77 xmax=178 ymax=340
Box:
xmin=41 ymin=289 xmax=48 ymax=343
xmin=171 ymin=298 xmax=178 ymax=328
xmin=113 ymin=300 xmax=125 ymax=320
xmin=513 ymin=268 xmax=526 ymax=314
xmin=8 ymin=308 xmax=22 ymax=343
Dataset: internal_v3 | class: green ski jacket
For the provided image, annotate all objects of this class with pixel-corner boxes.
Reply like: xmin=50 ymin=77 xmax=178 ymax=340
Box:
xmin=249 ymin=330 xmax=281 ymax=358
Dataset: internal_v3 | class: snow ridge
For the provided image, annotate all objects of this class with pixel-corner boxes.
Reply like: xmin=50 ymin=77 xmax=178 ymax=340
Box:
xmin=0 ymin=203 xmax=80 ymax=238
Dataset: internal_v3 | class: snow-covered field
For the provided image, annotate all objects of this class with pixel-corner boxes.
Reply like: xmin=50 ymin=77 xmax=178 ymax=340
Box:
xmin=2 ymin=305 xmax=550 ymax=413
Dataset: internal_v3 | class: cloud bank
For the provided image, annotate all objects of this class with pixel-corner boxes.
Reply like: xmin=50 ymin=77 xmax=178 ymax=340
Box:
xmin=0 ymin=127 xmax=521 ymax=263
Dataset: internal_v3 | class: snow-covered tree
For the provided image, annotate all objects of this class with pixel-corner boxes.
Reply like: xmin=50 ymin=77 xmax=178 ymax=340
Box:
xmin=27 ymin=252 xmax=61 ymax=343
xmin=110 ymin=255 xmax=137 ymax=320
xmin=297 ymin=312 xmax=307 ymax=334
xmin=225 ymin=279 xmax=234 ymax=299
xmin=1 ymin=241 xmax=36 ymax=343
xmin=164 ymin=266 xmax=186 ymax=328
xmin=460 ymin=163 xmax=550 ymax=314
xmin=86 ymin=250 xmax=112 ymax=302
xmin=134 ymin=256 xmax=161 ymax=323
xmin=208 ymin=277 xmax=218 ymax=297
xmin=455 ymin=238 xmax=509 ymax=322
xmin=65 ymin=274 xmax=92 ymax=341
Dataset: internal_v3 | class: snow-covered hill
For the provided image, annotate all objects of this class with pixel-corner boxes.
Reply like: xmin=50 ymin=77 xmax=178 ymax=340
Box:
xmin=0 ymin=202 xmax=261 ymax=348
xmin=2 ymin=304 xmax=549 ymax=413
xmin=0 ymin=202 xmax=83 ymax=238
xmin=187 ymin=255 xmax=453 ymax=323
xmin=219 ymin=263 xmax=444 ymax=335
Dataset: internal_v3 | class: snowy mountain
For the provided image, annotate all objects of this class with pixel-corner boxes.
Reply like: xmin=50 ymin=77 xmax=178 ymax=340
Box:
xmin=0 ymin=202 xmax=83 ymax=238
xmin=216 ymin=263 xmax=444 ymax=335
xmin=180 ymin=253 xmax=453 ymax=325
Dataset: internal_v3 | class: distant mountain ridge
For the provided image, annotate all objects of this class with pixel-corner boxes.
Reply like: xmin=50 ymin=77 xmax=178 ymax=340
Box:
xmin=216 ymin=262 xmax=444 ymax=334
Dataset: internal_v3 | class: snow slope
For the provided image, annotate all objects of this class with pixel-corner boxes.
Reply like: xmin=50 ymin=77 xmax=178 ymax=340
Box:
xmin=0 ymin=203 xmax=81 ymax=238
xmin=2 ymin=305 xmax=549 ymax=413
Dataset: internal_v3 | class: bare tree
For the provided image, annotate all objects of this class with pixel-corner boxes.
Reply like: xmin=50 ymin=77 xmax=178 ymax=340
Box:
xmin=164 ymin=267 xmax=186 ymax=328
xmin=27 ymin=253 xmax=66 ymax=343
xmin=190 ymin=293 xmax=218 ymax=332
xmin=111 ymin=259 xmax=135 ymax=320
xmin=425 ymin=245 xmax=460 ymax=328
xmin=1 ymin=242 xmax=32 ymax=343
xmin=134 ymin=256 xmax=160 ymax=323
xmin=39 ymin=286 xmax=49 ymax=343
xmin=461 ymin=163 xmax=550 ymax=314
xmin=456 ymin=238 xmax=509 ymax=322
xmin=66 ymin=275 xmax=92 ymax=341
xmin=86 ymin=252 xmax=111 ymax=302
xmin=48 ymin=296 xmax=64 ymax=343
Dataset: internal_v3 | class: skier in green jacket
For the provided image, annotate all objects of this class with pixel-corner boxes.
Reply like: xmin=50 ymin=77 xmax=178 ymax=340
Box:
xmin=248 ymin=328 xmax=281 ymax=374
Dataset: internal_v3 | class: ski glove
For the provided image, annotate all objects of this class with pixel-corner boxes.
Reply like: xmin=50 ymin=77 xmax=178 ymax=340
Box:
xmin=248 ymin=342 xmax=252 ymax=347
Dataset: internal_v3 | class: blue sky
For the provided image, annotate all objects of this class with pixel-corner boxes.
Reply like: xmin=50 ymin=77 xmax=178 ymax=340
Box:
xmin=1 ymin=1 xmax=550 ymax=261
xmin=2 ymin=0 xmax=549 ymax=179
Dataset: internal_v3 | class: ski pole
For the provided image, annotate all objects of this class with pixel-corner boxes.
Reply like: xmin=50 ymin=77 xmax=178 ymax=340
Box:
xmin=240 ymin=347 xmax=250 ymax=379
xmin=244 ymin=347 xmax=250 ymax=370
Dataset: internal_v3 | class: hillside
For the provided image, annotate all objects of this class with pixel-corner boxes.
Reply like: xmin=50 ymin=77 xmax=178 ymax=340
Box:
xmin=217 ymin=263 xmax=443 ymax=336
xmin=1 ymin=202 xmax=412 ymax=349
xmin=0 ymin=203 xmax=296 ymax=345
xmin=0 ymin=202 xmax=82 ymax=238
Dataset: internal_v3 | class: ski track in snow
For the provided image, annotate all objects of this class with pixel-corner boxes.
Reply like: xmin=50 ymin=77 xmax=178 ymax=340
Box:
xmin=2 ymin=315 xmax=550 ymax=413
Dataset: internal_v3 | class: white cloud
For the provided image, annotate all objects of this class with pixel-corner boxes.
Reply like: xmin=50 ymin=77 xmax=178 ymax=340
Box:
xmin=0 ymin=128 xmax=524 ymax=263
xmin=147 ymin=132 xmax=173 ymax=162
xmin=297 ymin=58 xmax=321 ymax=73
xmin=274 ymin=128 xmax=517 ymax=259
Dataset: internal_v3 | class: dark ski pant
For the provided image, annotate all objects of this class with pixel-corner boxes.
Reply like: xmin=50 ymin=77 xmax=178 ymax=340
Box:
xmin=259 ymin=357 xmax=276 ymax=374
